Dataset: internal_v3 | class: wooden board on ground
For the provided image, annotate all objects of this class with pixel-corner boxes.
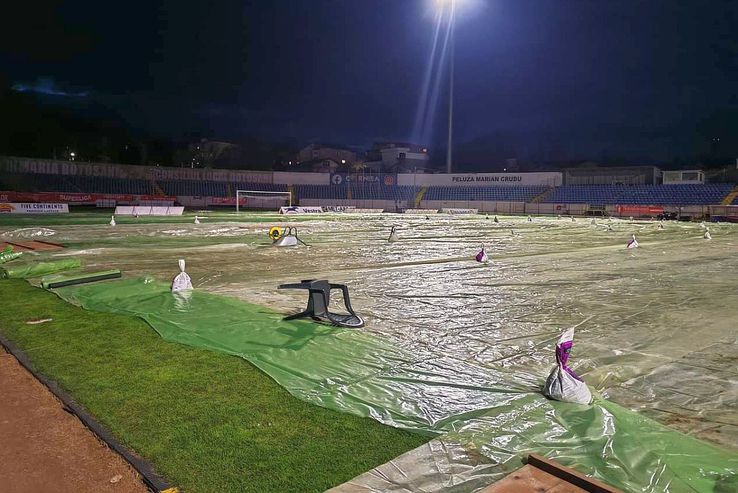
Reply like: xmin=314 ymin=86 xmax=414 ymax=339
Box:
xmin=480 ymin=454 xmax=621 ymax=493
xmin=0 ymin=239 xmax=64 ymax=252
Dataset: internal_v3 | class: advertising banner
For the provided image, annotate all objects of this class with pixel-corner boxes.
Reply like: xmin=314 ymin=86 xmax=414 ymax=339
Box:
xmin=440 ymin=208 xmax=479 ymax=214
xmin=279 ymin=206 xmax=324 ymax=215
xmin=330 ymin=173 xmax=392 ymax=186
xmin=208 ymin=196 xmax=246 ymax=206
xmin=114 ymin=206 xmax=184 ymax=216
xmin=616 ymin=205 xmax=664 ymax=215
xmin=0 ymin=191 xmax=174 ymax=205
xmin=0 ymin=202 xmax=69 ymax=214
xmin=397 ymin=172 xmax=562 ymax=187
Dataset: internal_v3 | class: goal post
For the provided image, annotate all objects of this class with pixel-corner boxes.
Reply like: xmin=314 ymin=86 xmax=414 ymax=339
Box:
xmin=235 ymin=190 xmax=292 ymax=212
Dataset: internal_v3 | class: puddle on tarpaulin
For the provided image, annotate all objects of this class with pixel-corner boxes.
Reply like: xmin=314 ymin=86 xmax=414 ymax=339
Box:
xmin=34 ymin=217 xmax=738 ymax=451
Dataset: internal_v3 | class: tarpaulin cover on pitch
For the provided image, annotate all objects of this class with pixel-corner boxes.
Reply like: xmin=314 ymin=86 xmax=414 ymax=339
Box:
xmin=54 ymin=278 xmax=738 ymax=493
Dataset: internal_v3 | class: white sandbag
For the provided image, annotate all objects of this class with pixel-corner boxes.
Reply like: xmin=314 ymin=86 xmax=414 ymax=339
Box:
xmin=543 ymin=328 xmax=592 ymax=405
xmin=171 ymin=259 xmax=193 ymax=292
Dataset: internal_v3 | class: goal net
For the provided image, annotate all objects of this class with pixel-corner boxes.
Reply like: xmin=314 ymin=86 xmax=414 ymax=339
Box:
xmin=235 ymin=190 xmax=292 ymax=212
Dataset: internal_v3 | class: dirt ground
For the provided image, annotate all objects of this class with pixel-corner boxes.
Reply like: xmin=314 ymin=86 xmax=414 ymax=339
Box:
xmin=0 ymin=348 xmax=149 ymax=493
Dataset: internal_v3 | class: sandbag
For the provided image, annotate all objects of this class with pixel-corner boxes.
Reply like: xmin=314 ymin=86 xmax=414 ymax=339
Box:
xmin=171 ymin=259 xmax=192 ymax=292
xmin=543 ymin=328 xmax=592 ymax=405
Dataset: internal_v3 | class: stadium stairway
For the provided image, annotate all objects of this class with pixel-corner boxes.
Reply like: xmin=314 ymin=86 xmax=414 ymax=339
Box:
xmin=720 ymin=185 xmax=738 ymax=205
xmin=288 ymin=184 xmax=295 ymax=204
xmin=531 ymin=186 xmax=554 ymax=203
xmin=150 ymin=178 xmax=166 ymax=196
xmin=414 ymin=186 xmax=428 ymax=207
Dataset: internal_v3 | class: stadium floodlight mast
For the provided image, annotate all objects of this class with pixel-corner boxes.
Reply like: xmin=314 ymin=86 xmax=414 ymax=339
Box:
xmin=235 ymin=190 xmax=292 ymax=213
xmin=434 ymin=0 xmax=461 ymax=174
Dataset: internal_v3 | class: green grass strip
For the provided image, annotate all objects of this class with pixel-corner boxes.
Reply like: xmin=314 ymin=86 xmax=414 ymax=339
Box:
xmin=0 ymin=279 xmax=427 ymax=493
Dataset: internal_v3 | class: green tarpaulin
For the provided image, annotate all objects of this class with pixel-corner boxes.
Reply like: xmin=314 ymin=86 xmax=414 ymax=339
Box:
xmin=1 ymin=257 xmax=81 ymax=279
xmin=55 ymin=278 xmax=738 ymax=493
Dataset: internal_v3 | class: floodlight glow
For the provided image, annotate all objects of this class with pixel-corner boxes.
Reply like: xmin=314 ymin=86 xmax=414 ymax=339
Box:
xmin=434 ymin=0 xmax=464 ymax=13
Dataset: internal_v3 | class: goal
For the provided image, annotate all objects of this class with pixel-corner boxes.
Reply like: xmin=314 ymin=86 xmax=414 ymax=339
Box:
xmin=235 ymin=190 xmax=292 ymax=212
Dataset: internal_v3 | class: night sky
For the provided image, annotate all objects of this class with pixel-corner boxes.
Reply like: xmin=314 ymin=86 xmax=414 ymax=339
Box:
xmin=2 ymin=0 xmax=737 ymax=165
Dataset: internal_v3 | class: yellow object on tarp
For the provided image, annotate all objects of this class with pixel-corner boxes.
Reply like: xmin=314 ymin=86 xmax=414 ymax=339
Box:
xmin=268 ymin=226 xmax=284 ymax=240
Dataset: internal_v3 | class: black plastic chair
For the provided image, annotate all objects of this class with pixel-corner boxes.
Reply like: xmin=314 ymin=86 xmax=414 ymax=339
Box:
xmin=278 ymin=279 xmax=365 ymax=328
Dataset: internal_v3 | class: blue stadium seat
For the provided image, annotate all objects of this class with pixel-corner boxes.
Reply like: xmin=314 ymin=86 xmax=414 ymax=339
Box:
xmin=543 ymin=184 xmax=734 ymax=206
xmin=424 ymin=186 xmax=548 ymax=202
xmin=2 ymin=171 xmax=733 ymax=206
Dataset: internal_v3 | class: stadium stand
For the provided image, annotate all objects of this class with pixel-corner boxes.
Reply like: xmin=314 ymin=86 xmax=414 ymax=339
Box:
xmin=158 ymin=179 xmax=229 ymax=197
xmin=348 ymin=184 xmax=417 ymax=201
xmin=2 ymin=167 xmax=734 ymax=207
xmin=543 ymin=184 xmax=735 ymax=206
xmin=292 ymin=184 xmax=417 ymax=202
xmin=233 ymin=182 xmax=288 ymax=193
xmin=0 ymin=173 xmax=152 ymax=195
xmin=424 ymin=186 xmax=549 ymax=202
xmin=294 ymin=185 xmax=346 ymax=200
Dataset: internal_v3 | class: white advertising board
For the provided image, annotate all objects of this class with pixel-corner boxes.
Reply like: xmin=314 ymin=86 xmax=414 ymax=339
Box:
xmin=279 ymin=206 xmax=324 ymax=215
xmin=0 ymin=202 xmax=69 ymax=214
xmin=114 ymin=206 xmax=184 ymax=216
xmin=441 ymin=208 xmax=479 ymax=214
xmin=397 ymin=172 xmax=562 ymax=187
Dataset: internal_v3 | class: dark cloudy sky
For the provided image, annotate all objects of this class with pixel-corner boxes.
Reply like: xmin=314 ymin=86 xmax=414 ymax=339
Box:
xmin=2 ymin=0 xmax=737 ymax=163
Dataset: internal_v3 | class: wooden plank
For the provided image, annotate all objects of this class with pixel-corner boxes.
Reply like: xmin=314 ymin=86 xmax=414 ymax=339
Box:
xmin=1 ymin=241 xmax=33 ymax=252
xmin=527 ymin=454 xmax=622 ymax=493
xmin=1 ymin=240 xmax=64 ymax=252
xmin=30 ymin=239 xmax=65 ymax=249
xmin=479 ymin=464 xmax=587 ymax=493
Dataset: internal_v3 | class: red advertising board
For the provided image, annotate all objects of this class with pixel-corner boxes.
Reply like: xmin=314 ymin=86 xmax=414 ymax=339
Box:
xmin=616 ymin=205 xmax=664 ymax=215
xmin=0 ymin=191 xmax=174 ymax=204
xmin=207 ymin=196 xmax=247 ymax=205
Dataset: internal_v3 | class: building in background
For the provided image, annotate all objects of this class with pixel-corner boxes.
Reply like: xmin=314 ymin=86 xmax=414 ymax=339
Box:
xmin=562 ymin=164 xmax=661 ymax=185
xmin=290 ymin=157 xmax=343 ymax=173
xmin=662 ymin=170 xmax=705 ymax=185
xmin=296 ymin=144 xmax=356 ymax=167
xmin=363 ymin=142 xmax=430 ymax=173
xmin=176 ymin=139 xmax=238 ymax=168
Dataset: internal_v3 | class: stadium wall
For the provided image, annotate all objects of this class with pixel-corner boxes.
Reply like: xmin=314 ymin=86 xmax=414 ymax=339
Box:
xmin=397 ymin=172 xmax=561 ymax=187
xmin=273 ymin=171 xmax=329 ymax=185
xmin=1 ymin=156 xmax=562 ymax=188
xmin=562 ymin=166 xmax=660 ymax=185
xmin=419 ymin=200 xmax=526 ymax=214
xmin=524 ymin=203 xmax=590 ymax=215
xmin=300 ymin=198 xmax=399 ymax=211
xmin=0 ymin=156 xmax=273 ymax=183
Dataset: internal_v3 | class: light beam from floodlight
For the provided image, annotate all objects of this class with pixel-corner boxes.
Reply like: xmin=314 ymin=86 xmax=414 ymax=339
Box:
xmin=432 ymin=0 xmax=459 ymax=173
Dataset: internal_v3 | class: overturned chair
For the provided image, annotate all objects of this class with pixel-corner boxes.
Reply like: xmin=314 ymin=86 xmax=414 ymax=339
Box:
xmin=278 ymin=279 xmax=365 ymax=328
